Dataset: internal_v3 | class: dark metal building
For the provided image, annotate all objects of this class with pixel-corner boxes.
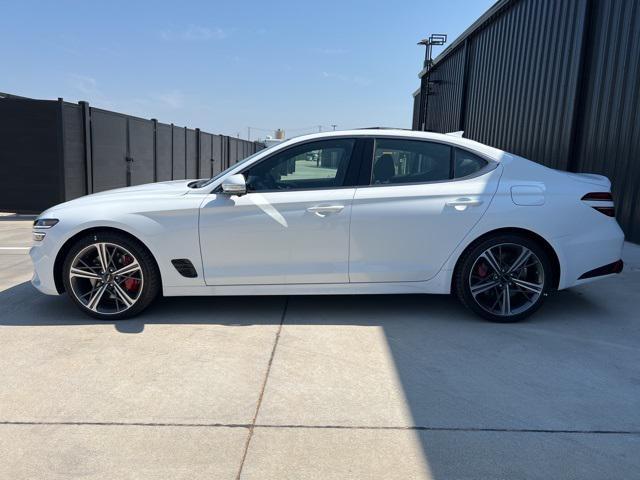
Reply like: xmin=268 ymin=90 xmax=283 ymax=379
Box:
xmin=413 ymin=0 xmax=640 ymax=242
xmin=0 ymin=95 xmax=264 ymax=213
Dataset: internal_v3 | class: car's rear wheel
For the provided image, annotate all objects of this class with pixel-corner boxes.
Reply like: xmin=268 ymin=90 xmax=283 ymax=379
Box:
xmin=62 ymin=232 xmax=160 ymax=320
xmin=455 ymin=234 xmax=553 ymax=322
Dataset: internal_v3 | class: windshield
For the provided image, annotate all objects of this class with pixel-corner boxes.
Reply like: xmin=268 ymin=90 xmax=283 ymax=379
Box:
xmin=196 ymin=144 xmax=281 ymax=188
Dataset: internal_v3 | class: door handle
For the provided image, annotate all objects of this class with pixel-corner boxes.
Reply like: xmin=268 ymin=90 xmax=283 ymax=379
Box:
xmin=306 ymin=205 xmax=345 ymax=217
xmin=446 ymin=198 xmax=483 ymax=209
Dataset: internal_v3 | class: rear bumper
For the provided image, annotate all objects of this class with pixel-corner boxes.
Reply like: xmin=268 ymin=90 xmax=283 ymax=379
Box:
xmin=554 ymin=220 xmax=625 ymax=289
xmin=578 ymin=259 xmax=623 ymax=279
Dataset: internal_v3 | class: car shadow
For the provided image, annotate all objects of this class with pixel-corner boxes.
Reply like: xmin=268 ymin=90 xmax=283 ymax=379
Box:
xmin=1 ymin=280 xmax=637 ymax=479
xmin=0 ymin=280 xmax=606 ymax=332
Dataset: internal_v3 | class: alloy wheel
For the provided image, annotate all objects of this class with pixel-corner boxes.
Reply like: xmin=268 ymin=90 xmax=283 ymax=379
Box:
xmin=468 ymin=243 xmax=545 ymax=317
xmin=68 ymin=242 xmax=144 ymax=315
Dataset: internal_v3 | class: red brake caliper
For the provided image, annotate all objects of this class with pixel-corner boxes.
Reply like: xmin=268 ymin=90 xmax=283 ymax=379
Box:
xmin=122 ymin=254 xmax=140 ymax=293
xmin=477 ymin=262 xmax=488 ymax=278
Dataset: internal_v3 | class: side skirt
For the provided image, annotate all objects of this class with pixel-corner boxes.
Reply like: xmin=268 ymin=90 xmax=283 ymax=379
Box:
xmin=163 ymin=272 xmax=452 ymax=297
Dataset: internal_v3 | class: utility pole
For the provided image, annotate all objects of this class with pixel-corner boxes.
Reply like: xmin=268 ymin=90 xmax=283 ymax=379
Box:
xmin=417 ymin=34 xmax=447 ymax=131
xmin=247 ymin=127 xmax=251 ymax=141
xmin=331 ymin=124 xmax=337 ymax=131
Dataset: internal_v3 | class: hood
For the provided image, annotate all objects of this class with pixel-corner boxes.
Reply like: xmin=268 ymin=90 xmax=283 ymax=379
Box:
xmin=90 ymin=179 xmax=195 ymax=197
xmin=46 ymin=180 xmax=196 ymax=212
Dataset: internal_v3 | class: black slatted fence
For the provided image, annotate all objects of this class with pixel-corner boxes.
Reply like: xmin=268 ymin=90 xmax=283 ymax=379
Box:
xmin=0 ymin=97 xmax=264 ymax=212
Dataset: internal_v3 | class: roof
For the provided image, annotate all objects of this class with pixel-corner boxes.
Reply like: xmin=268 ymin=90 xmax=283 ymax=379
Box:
xmin=418 ymin=0 xmax=512 ymax=78
xmin=279 ymin=129 xmax=509 ymax=162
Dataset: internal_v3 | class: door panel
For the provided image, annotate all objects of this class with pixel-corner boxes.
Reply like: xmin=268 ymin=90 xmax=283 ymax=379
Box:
xmin=200 ymin=189 xmax=355 ymax=285
xmin=349 ymin=167 xmax=502 ymax=282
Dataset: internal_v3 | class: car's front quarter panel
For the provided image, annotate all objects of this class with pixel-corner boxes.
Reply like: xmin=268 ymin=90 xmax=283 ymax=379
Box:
xmin=31 ymin=193 xmax=205 ymax=295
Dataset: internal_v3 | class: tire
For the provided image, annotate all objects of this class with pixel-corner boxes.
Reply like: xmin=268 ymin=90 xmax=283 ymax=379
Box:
xmin=62 ymin=232 xmax=160 ymax=320
xmin=454 ymin=234 xmax=553 ymax=323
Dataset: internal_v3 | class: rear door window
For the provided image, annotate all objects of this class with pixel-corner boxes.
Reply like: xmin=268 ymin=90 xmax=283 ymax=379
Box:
xmin=371 ymin=138 xmax=452 ymax=185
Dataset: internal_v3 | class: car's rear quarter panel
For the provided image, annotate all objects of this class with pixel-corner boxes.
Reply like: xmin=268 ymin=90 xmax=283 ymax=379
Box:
xmin=441 ymin=157 xmax=624 ymax=290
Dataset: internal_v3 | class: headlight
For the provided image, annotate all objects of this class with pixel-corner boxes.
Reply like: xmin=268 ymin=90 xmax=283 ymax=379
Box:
xmin=33 ymin=218 xmax=59 ymax=229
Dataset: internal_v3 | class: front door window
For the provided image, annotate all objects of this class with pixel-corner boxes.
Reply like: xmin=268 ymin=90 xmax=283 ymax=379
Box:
xmin=245 ymin=139 xmax=356 ymax=191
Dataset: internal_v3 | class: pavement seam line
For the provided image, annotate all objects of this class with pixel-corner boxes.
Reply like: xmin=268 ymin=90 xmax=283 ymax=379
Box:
xmin=1 ymin=421 xmax=639 ymax=436
xmin=235 ymin=296 xmax=289 ymax=480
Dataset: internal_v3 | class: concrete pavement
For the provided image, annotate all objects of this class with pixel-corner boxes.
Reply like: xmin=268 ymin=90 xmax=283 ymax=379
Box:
xmin=1 ymin=215 xmax=639 ymax=479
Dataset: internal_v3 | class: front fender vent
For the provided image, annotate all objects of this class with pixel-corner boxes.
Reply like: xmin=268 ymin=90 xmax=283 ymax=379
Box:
xmin=171 ymin=259 xmax=198 ymax=278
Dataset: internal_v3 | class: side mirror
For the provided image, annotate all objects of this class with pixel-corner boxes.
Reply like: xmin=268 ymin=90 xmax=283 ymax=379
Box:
xmin=221 ymin=174 xmax=247 ymax=196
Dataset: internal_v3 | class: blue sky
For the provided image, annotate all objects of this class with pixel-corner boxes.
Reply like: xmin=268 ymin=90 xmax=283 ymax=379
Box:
xmin=1 ymin=0 xmax=494 ymax=139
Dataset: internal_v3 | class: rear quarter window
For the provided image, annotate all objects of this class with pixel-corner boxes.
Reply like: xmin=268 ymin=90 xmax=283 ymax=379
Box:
xmin=454 ymin=148 xmax=488 ymax=178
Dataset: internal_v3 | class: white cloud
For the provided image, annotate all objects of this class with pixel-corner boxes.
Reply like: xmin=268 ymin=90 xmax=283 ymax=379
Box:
xmin=322 ymin=71 xmax=372 ymax=87
xmin=68 ymin=74 xmax=98 ymax=96
xmin=67 ymin=74 xmax=115 ymax=108
xmin=150 ymin=90 xmax=186 ymax=109
xmin=313 ymin=47 xmax=349 ymax=55
xmin=161 ymin=25 xmax=227 ymax=41
xmin=128 ymin=89 xmax=193 ymax=112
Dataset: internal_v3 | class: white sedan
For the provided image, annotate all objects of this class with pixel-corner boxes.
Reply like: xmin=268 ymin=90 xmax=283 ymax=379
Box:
xmin=30 ymin=129 xmax=624 ymax=322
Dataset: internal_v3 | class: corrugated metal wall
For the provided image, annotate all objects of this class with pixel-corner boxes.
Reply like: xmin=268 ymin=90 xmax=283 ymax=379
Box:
xmin=0 ymin=97 xmax=264 ymax=213
xmin=414 ymin=0 xmax=640 ymax=242
xmin=465 ymin=0 xmax=586 ymax=170
xmin=412 ymin=91 xmax=421 ymax=130
xmin=573 ymin=0 xmax=640 ymax=242
xmin=423 ymin=44 xmax=466 ymax=133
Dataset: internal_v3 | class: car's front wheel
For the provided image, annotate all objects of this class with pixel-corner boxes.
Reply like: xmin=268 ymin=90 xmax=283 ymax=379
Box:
xmin=62 ymin=232 xmax=160 ymax=320
xmin=455 ymin=234 xmax=553 ymax=322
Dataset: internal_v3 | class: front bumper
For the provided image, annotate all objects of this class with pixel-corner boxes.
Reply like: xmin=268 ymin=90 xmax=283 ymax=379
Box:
xmin=30 ymin=240 xmax=61 ymax=296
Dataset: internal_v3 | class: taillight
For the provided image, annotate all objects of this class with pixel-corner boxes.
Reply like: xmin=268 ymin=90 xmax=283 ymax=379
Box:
xmin=581 ymin=192 xmax=615 ymax=217
xmin=582 ymin=192 xmax=613 ymax=201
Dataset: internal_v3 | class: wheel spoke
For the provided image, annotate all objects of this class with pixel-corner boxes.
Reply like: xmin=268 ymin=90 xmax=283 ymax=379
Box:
xmin=70 ymin=267 xmax=101 ymax=280
xmin=507 ymin=247 xmax=532 ymax=274
xmin=95 ymin=243 xmax=109 ymax=272
xmin=77 ymin=258 xmax=100 ymax=272
xmin=79 ymin=284 xmax=100 ymax=300
xmin=511 ymin=285 xmax=534 ymax=301
xmin=470 ymin=242 xmax=545 ymax=317
xmin=106 ymin=245 xmax=117 ymax=270
xmin=117 ymin=273 xmax=140 ymax=281
xmin=87 ymin=283 xmax=108 ymax=311
xmin=113 ymin=261 xmax=140 ymax=277
xmin=471 ymin=279 xmax=500 ymax=296
xmin=490 ymin=289 xmax=503 ymax=311
xmin=112 ymin=282 xmax=134 ymax=307
xmin=511 ymin=278 xmax=543 ymax=294
xmin=501 ymin=284 xmax=511 ymax=315
xmin=481 ymin=249 xmax=502 ymax=274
